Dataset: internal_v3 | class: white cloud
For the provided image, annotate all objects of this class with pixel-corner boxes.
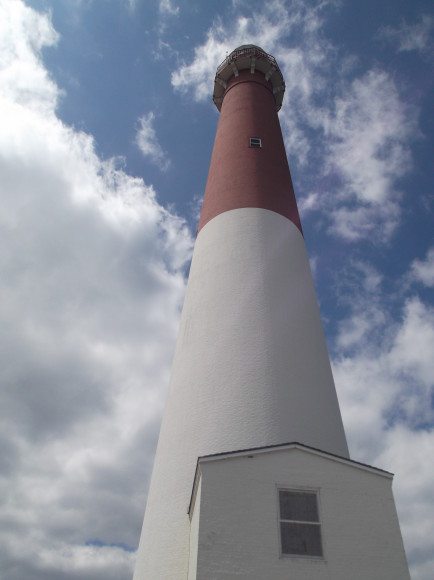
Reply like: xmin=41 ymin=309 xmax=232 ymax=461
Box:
xmin=159 ymin=0 xmax=179 ymax=17
xmin=171 ymin=1 xmax=418 ymax=242
xmin=155 ymin=0 xmax=180 ymax=44
xmin=0 ymin=0 xmax=59 ymax=113
xmin=334 ymin=261 xmax=385 ymax=350
xmin=410 ymin=247 xmax=434 ymax=287
xmin=379 ymin=14 xmax=434 ymax=54
xmin=0 ymin=1 xmax=192 ymax=578
xmin=390 ymin=298 xmax=434 ymax=394
xmin=336 ymin=295 xmax=434 ymax=437
xmin=171 ymin=0 xmax=332 ymax=110
xmin=309 ymin=255 xmax=318 ymax=277
xmin=379 ymin=427 xmax=434 ymax=580
xmin=135 ymin=111 xmax=170 ymax=171
xmin=171 ymin=0 xmax=338 ymax=167
xmin=1 ymin=2 xmax=431 ymax=580
xmin=331 ymin=260 xmax=434 ymax=580
xmin=324 ymin=70 xmax=417 ymax=241
xmin=298 ymin=191 xmax=320 ymax=214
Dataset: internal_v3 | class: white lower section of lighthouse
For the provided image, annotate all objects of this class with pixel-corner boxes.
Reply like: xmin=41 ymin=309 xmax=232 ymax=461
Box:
xmin=134 ymin=208 xmax=356 ymax=578
xmin=175 ymin=208 xmax=348 ymax=457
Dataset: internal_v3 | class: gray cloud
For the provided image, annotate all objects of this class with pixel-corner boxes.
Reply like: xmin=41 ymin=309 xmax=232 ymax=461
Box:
xmin=0 ymin=2 xmax=432 ymax=579
xmin=331 ymin=261 xmax=434 ymax=580
xmin=410 ymin=247 xmax=434 ymax=287
xmin=379 ymin=14 xmax=434 ymax=55
xmin=0 ymin=1 xmax=192 ymax=578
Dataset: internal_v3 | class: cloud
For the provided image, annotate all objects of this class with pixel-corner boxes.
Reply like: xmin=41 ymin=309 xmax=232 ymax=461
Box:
xmin=379 ymin=427 xmax=434 ymax=580
xmin=334 ymin=302 xmax=434 ymax=580
xmin=379 ymin=14 xmax=434 ymax=55
xmin=0 ymin=1 xmax=192 ymax=578
xmin=135 ymin=111 xmax=171 ymax=171
xmin=170 ymin=1 xmax=419 ymax=242
xmin=171 ymin=1 xmax=321 ymax=94
xmin=334 ymin=261 xmax=385 ymax=351
xmin=170 ymin=0 xmax=339 ymax=168
xmin=1 ymin=2 xmax=431 ymax=580
xmin=0 ymin=0 xmax=60 ymax=112
xmin=410 ymin=247 xmax=434 ymax=287
xmin=170 ymin=0 xmax=338 ymax=170
xmin=159 ymin=0 xmax=179 ymax=17
xmin=323 ymin=70 xmax=417 ymax=241
xmin=155 ymin=0 xmax=180 ymax=45
xmin=331 ymin=260 xmax=434 ymax=580
xmin=298 ymin=191 xmax=320 ymax=214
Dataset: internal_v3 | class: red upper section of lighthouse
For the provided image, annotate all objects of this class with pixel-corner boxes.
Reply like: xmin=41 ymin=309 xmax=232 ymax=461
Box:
xmin=198 ymin=45 xmax=302 ymax=234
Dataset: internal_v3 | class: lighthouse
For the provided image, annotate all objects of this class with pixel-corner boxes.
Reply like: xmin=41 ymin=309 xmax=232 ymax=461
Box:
xmin=133 ymin=45 xmax=409 ymax=579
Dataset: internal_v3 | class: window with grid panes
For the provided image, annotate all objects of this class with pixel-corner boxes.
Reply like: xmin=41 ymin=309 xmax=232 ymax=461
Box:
xmin=278 ymin=490 xmax=323 ymax=557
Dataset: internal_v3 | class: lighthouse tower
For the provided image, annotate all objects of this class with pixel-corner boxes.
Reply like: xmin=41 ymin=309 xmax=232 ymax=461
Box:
xmin=133 ymin=45 xmax=409 ymax=580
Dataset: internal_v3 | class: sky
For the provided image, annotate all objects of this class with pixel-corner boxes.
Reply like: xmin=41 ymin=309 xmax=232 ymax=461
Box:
xmin=0 ymin=0 xmax=433 ymax=578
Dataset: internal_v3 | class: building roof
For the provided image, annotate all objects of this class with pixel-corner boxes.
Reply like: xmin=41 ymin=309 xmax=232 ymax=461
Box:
xmin=188 ymin=441 xmax=393 ymax=515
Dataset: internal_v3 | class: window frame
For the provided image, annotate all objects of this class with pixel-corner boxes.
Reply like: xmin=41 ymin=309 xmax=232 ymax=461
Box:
xmin=276 ymin=486 xmax=324 ymax=560
xmin=249 ymin=137 xmax=262 ymax=148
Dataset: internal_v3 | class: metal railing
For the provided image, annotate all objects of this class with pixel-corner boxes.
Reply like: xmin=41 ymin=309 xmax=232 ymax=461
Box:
xmin=216 ymin=45 xmax=279 ymax=76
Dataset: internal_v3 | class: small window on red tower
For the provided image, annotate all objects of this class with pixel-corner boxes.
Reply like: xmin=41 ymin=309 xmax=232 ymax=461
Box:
xmin=250 ymin=137 xmax=262 ymax=148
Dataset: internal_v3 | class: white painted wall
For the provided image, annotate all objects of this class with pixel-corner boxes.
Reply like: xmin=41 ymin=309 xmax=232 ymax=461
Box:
xmin=192 ymin=448 xmax=410 ymax=580
xmin=134 ymin=208 xmax=349 ymax=579
xmin=188 ymin=477 xmax=201 ymax=580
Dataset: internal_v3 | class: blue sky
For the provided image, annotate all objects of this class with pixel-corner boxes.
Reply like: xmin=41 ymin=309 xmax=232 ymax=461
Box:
xmin=0 ymin=0 xmax=433 ymax=578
